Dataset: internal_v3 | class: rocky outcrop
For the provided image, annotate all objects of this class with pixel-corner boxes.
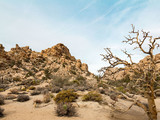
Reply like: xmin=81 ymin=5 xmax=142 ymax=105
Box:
xmin=0 ymin=43 xmax=95 ymax=87
xmin=41 ymin=43 xmax=75 ymax=61
xmin=7 ymin=44 xmax=32 ymax=61
xmin=0 ymin=44 xmax=11 ymax=69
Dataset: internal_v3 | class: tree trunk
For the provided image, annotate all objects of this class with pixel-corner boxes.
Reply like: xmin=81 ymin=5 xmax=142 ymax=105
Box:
xmin=147 ymin=86 xmax=157 ymax=120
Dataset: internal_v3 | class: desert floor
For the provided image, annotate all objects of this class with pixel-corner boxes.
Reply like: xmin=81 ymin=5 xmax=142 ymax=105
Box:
xmin=1 ymin=90 xmax=160 ymax=120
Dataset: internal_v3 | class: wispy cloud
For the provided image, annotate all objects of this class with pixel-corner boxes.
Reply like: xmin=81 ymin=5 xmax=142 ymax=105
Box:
xmin=90 ymin=0 xmax=126 ymax=25
xmin=79 ymin=0 xmax=96 ymax=13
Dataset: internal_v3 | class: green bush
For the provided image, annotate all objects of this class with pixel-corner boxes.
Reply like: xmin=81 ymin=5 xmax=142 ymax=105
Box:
xmin=82 ymin=91 xmax=102 ymax=102
xmin=54 ymin=89 xmax=78 ymax=104
xmin=116 ymin=86 xmax=126 ymax=93
xmin=0 ymin=88 xmax=4 ymax=92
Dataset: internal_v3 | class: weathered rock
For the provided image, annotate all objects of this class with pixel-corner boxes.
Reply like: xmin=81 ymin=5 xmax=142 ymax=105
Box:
xmin=81 ymin=63 xmax=88 ymax=71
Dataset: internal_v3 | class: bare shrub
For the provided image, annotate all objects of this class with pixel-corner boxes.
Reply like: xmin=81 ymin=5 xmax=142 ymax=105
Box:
xmin=17 ymin=94 xmax=30 ymax=102
xmin=51 ymin=86 xmax=61 ymax=93
xmin=10 ymin=88 xmax=19 ymax=94
xmin=0 ymin=95 xmax=4 ymax=105
xmin=56 ymin=103 xmax=76 ymax=117
xmin=30 ymin=90 xmax=41 ymax=96
xmin=0 ymin=107 xmax=4 ymax=117
xmin=43 ymin=93 xmax=51 ymax=103
xmin=5 ymin=94 xmax=17 ymax=100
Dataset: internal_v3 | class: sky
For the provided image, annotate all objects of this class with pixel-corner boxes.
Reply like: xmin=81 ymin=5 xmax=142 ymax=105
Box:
xmin=0 ymin=0 xmax=160 ymax=74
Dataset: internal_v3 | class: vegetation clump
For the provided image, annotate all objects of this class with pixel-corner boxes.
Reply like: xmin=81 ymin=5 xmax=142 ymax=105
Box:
xmin=0 ymin=95 xmax=4 ymax=105
xmin=17 ymin=94 xmax=30 ymax=102
xmin=56 ymin=102 xmax=76 ymax=117
xmin=0 ymin=89 xmax=4 ymax=92
xmin=51 ymin=86 xmax=61 ymax=93
xmin=43 ymin=93 xmax=51 ymax=103
xmin=28 ymin=86 xmax=36 ymax=90
xmin=10 ymin=88 xmax=19 ymax=94
xmin=30 ymin=90 xmax=41 ymax=96
xmin=0 ymin=107 xmax=4 ymax=117
xmin=54 ymin=89 xmax=78 ymax=104
xmin=82 ymin=91 xmax=102 ymax=102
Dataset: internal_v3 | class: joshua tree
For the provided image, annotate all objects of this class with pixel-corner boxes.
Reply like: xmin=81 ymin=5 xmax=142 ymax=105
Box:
xmin=100 ymin=25 xmax=160 ymax=120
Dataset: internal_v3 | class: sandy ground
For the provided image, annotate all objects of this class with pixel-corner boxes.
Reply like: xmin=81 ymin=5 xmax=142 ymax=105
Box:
xmin=1 ymin=92 xmax=160 ymax=120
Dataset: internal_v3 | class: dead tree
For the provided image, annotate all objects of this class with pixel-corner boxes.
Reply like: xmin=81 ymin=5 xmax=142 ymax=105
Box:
xmin=100 ymin=25 xmax=160 ymax=120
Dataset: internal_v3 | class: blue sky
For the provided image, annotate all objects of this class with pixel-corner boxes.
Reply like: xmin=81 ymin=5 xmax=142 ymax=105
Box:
xmin=0 ymin=0 xmax=160 ymax=74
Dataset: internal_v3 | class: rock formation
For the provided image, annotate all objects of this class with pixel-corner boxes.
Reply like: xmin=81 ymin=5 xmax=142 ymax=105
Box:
xmin=0 ymin=43 xmax=96 ymax=90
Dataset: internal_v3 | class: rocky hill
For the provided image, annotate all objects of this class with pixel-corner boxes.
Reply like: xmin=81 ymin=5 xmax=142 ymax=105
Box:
xmin=103 ymin=53 xmax=160 ymax=81
xmin=0 ymin=43 xmax=96 ymax=91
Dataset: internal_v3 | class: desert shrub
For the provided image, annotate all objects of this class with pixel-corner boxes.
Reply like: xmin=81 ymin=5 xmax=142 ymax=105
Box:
xmin=10 ymin=88 xmax=19 ymax=94
xmin=36 ymin=87 xmax=45 ymax=91
xmin=33 ymin=99 xmax=42 ymax=108
xmin=75 ymin=86 xmax=87 ymax=91
xmin=82 ymin=91 xmax=102 ymax=102
xmin=65 ymin=56 xmax=70 ymax=60
xmin=51 ymin=76 xmax=70 ymax=88
xmin=30 ymin=90 xmax=41 ymax=96
xmin=9 ymin=60 xmax=15 ymax=67
xmin=16 ymin=60 xmax=22 ymax=67
xmin=5 ymin=94 xmax=17 ymax=100
xmin=25 ymin=71 xmax=34 ymax=77
xmin=42 ymin=89 xmax=49 ymax=95
xmin=69 ymin=70 xmax=76 ymax=75
xmin=43 ymin=93 xmax=51 ymax=103
xmin=13 ymin=77 xmax=21 ymax=82
xmin=0 ymin=107 xmax=4 ymax=117
xmin=98 ymin=81 xmax=108 ymax=88
xmin=20 ymin=87 xmax=26 ymax=91
xmin=34 ymin=99 xmax=42 ymax=104
xmin=75 ymin=76 xmax=86 ymax=85
xmin=76 ymin=75 xmax=85 ymax=81
xmin=86 ymin=72 xmax=91 ymax=76
xmin=62 ymin=85 xmax=75 ymax=91
xmin=54 ymin=89 xmax=78 ymax=104
xmin=116 ymin=86 xmax=126 ymax=93
xmin=30 ymin=80 xmax=40 ymax=85
xmin=50 ymin=93 xmax=54 ymax=98
xmin=0 ymin=88 xmax=4 ymax=92
xmin=28 ymin=86 xmax=36 ymax=90
xmin=51 ymin=86 xmax=61 ymax=93
xmin=62 ymin=63 xmax=67 ymax=68
xmin=31 ymin=67 xmax=38 ymax=73
xmin=53 ymin=68 xmax=59 ymax=72
xmin=17 ymin=94 xmax=30 ymax=102
xmin=44 ymin=68 xmax=51 ymax=79
xmin=56 ymin=103 xmax=76 ymax=117
xmin=71 ymin=80 xmax=80 ymax=85
xmin=24 ymin=58 xmax=30 ymax=62
xmin=0 ymin=95 xmax=4 ymax=105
